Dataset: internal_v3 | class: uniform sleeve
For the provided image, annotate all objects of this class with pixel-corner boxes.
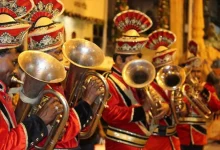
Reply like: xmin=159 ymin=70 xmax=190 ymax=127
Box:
xmin=74 ymin=100 xmax=93 ymax=128
xmin=102 ymin=80 xmax=146 ymax=125
xmin=0 ymin=100 xmax=48 ymax=150
xmin=54 ymin=102 xmax=93 ymax=148
xmin=54 ymin=108 xmax=81 ymax=148
xmin=0 ymin=110 xmax=28 ymax=150
xmin=22 ymin=115 xmax=48 ymax=147
xmin=201 ymin=83 xmax=220 ymax=112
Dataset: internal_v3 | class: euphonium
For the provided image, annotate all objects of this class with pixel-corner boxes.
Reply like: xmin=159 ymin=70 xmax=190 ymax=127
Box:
xmin=62 ymin=39 xmax=109 ymax=139
xmin=122 ymin=59 xmax=161 ymax=119
xmin=156 ymin=65 xmax=186 ymax=124
xmin=182 ymin=69 xmax=212 ymax=119
xmin=13 ymin=51 xmax=69 ymax=150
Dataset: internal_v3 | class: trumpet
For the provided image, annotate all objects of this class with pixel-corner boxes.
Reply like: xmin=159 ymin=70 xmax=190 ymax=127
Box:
xmin=13 ymin=51 xmax=69 ymax=150
xmin=122 ymin=59 xmax=162 ymax=120
xmin=62 ymin=39 xmax=109 ymax=139
xmin=156 ymin=65 xmax=186 ymax=124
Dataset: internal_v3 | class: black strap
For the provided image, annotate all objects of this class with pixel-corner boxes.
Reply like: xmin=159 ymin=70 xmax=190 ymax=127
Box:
xmin=108 ymin=76 xmax=147 ymax=126
xmin=0 ymin=101 xmax=13 ymax=128
xmin=109 ymin=76 xmax=132 ymax=106
xmin=192 ymin=125 xmax=206 ymax=134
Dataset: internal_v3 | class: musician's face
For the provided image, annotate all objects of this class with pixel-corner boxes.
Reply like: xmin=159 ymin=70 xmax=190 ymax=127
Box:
xmin=116 ymin=54 xmax=137 ymax=70
xmin=0 ymin=48 xmax=19 ymax=87
xmin=47 ymin=46 xmax=63 ymax=61
xmin=191 ymin=69 xmax=202 ymax=81
xmin=213 ymin=68 xmax=220 ymax=77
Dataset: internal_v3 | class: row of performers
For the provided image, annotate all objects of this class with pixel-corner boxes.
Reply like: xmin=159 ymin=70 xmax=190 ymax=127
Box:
xmin=101 ymin=9 xmax=220 ymax=150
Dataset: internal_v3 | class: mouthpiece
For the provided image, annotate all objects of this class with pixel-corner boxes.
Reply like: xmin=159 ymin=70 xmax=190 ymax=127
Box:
xmin=11 ymin=76 xmax=24 ymax=85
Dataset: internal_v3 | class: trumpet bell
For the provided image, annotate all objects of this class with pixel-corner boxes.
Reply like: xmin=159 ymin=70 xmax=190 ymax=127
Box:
xmin=62 ymin=38 xmax=105 ymax=68
xmin=156 ymin=65 xmax=186 ymax=91
xmin=18 ymin=50 xmax=66 ymax=83
xmin=122 ymin=59 xmax=156 ymax=88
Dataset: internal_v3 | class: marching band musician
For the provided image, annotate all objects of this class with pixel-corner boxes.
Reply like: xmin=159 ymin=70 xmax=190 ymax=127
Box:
xmin=102 ymin=10 xmax=168 ymax=150
xmin=177 ymin=40 xmax=220 ymax=150
xmin=144 ymin=29 xmax=181 ymax=150
xmin=0 ymin=0 xmax=63 ymax=149
xmin=206 ymin=58 xmax=220 ymax=98
xmin=23 ymin=0 xmax=103 ymax=149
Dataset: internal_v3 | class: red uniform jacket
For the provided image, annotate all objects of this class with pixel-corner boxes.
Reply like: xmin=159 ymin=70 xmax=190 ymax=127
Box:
xmin=38 ymin=83 xmax=92 ymax=149
xmin=0 ymin=80 xmax=48 ymax=150
xmin=145 ymin=82 xmax=180 ymax=150
xmin=102 ymin=65 xmax=149 ymax=150
xmin=177 ymin=82 xmax=220 ymax=146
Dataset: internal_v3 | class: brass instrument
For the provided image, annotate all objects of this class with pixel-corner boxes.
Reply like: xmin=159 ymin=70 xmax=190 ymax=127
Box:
xmin=62 ymin=39 xmax=109 ymax=139
xmin=182 ymin=70 xmax=212 ymax=119
xmin=122 ymin=59 xmax=161 ymax=119
xmin=14 ymin=51 xmax=69 ymax=150
xmin=156 ymin=65 xmax=186 ymax=124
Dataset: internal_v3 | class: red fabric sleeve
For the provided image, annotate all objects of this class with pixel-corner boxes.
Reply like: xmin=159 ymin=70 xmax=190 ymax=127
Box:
xmin=102 ymin=79 xmax=137 ymax=125
xmin=54 ymin=109 xmax=80 ymax=148
xmin=0 ymin=112 xmax=28 ymax=150
xmin=204 ymin=83 xmax=220 ymax=112
xmin=207 ymin=94 xmax=220 ymax=112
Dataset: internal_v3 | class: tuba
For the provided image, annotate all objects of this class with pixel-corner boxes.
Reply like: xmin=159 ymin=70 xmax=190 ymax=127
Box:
xmin=14 ymin=51 xmax=69 ymax=150
xmin=62 ymin=39 xmax=109 ymax=139
xmin=156 ymin=65 xmax=186 ymax=124
xmin=181 ymin=68 xmax=212 ymax=119
xmin=122 ymin=59 xmax=161 ymax=120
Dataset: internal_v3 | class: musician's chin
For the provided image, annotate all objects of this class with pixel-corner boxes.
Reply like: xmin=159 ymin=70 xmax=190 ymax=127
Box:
xmin=9 ymin=82 xmax=20 ymax=88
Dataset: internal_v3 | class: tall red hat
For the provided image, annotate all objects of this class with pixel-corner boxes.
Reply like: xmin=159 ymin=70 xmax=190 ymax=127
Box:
xmin=114 ymin=9 xmax=153 ymax=54
xmin=0 ymin=0 xmax=34 ymax=49
xmin=182 ymin=40 xmax=202 ymax=69
xmin=22 ymin=0 xmax=64 ymax=51
xmin=145 ymin=29 xmax=176 ymax=68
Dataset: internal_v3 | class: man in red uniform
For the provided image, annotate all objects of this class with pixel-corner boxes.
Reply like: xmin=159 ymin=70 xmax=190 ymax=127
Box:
xmin=144 ymin=29 xmax=181 ymax=150
xmin=102 ymin=10 xmax=170 ymax=150
xmin=206 ymin=58 xmax=220 ymax=98
xmin=177 ymin=40 xmax=220 ymax=150
xmin=0 ymin=0 xmax=63 ymax=149
xmin=24 ymin=0 xmax=103 ymax=149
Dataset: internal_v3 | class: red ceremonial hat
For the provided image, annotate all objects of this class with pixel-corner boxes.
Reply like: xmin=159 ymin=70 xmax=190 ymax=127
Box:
xmin=114 ymin=9 xmax=153 ymax=54
xmin=182 ymin=40 xmax=202 ymax=69
xmin=0 ymin=0 xmax=34 ymax=50
xmin=22 ymin=0 xmax=64 ymax=51
xmin=145 ymin=29 xmax=177 ymax=68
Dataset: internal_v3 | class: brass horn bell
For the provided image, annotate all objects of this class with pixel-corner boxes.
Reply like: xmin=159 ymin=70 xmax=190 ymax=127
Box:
xmin=122 ymin=59 xmax=156 ymax=88
xmin=62 ymin=38 xmax=104 ymax=69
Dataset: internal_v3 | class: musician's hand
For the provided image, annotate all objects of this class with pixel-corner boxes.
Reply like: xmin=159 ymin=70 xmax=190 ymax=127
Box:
xmin=82 ymin=77 xmax=104 ymax=105
xmin=153 ymin=102 xmax=170 ymax=120
xmin=37 ymin=97 xmax=63 ymax=125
